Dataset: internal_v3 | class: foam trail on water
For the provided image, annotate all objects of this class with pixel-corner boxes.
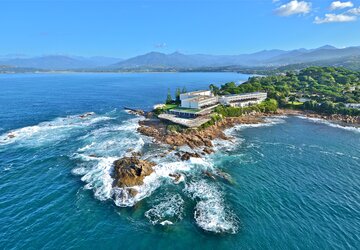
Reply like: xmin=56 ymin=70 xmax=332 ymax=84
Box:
xmin=0 ymin=112 xmax=113 ymax=146
xmin=72 ymin=117 xmax=147 ymax=204
xmin=296 ymin=116 xmax=360 ymax=133
xmin=212 ymin=116 xmax=285 ymax=152
xmin=112 ymin=161 xmax=193 ymax=207
xmin=184 ymin=179 xmax=238 ymax=234
xmin=145 ymin=194 xmax=184 ymax=225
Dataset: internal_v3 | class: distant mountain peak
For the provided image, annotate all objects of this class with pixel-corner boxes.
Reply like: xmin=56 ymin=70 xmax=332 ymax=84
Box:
xmin=316 ymin=45 xmax=338 ymax=50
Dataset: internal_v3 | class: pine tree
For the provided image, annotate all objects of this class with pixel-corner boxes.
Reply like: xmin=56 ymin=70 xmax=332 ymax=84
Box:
xmin=175 ymin=88 xmax=181 ymax=104
xmin=166 ymin=89 xmax=173 ymax=104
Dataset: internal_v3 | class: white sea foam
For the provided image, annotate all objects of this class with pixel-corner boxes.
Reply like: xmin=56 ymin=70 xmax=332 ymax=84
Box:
xmin=112 ymin=161 xmax=193 ymax=207
xmin=184 ymin=179 xmax=238 ymax=234
xmin=69 ymin=113 xmax=237 ymax=233
xmin=212 ymin=117 xmax=285 ymax=152
xmin=79 ymin=156 xmax=117 ymax=201
xmin=296 ymin=116 xmax=360 ymax=133
xmin=70 ymin=115 xmax=151 ymax=205
xmin=145 ymin=194 xmax=184 ymax=225
xmin=0 ymin=112 xmax=112 ymax=146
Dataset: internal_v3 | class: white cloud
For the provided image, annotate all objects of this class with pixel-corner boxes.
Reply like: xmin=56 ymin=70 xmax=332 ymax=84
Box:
xmin=329 ymin=1 xmax=354 ymax=10
xmin=347 ymin=7 xmax=360 ymax=15
xmin=154 ymin=43 xmax=167 ymax=49
xmin=314 ymin=13 xmax=357 ymax=23
xmin=274 ymin=0 xmax=312 ymax=16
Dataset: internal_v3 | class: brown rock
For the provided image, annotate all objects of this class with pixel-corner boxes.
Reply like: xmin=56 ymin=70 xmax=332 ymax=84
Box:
xmin=203 ymin=139 xmax=213 ymax=147
xmin=169 ymin=173 xmax=182 ymax=183
xmin=180 ymin=152 xmax=201 ymax=161
xmin=79 ymin=112 xmax=93 ymax=119
xmin=203 ymin=148 xmax=214 ymax=154
xmin=128 ymin=188 xmax=138 ymax=197
xmin=203 ymin=170 xmax=216 ymax=180
xmin=8 ymin=134 xmax=16 ymax=139
xmin=113 ymin=156 xmax=155 ymax=188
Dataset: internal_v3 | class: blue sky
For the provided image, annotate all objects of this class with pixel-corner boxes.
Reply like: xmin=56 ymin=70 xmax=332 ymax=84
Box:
xmin=1 ymin=0 xmax=360 ymax=58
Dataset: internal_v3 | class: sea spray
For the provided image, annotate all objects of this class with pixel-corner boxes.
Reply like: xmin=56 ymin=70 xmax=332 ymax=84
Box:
xmin=296 ymin=116 xmax=360 ymax=133
xmin=145 ymin=194 xmax=185 ymax=225
xmin=184 ymin=179 xmax=238 ymax=234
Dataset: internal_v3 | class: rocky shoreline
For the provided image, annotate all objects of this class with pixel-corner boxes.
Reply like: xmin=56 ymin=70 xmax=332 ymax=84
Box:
xmin=278 ymin=109 xmax=360 ymax=125
xmin=137 ymin=114 xmax=265 ymax=151
xmin=112 ymin=108 xmax=359 ymax=192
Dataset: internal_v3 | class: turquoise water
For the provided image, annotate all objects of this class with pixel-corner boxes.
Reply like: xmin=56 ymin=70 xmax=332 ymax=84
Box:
xmin=0 ymin=73 xmax=359 ymax=249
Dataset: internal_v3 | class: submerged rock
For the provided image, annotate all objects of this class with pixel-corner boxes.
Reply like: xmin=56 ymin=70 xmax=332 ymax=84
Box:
xmin=169 ymin=173 xmax=182 ymax=183
xmin=203 ymin=147 xmax=214 ymax=155
xmin=176 ymin=151 xmax=201 ymax=161
xmin=125 ymin=108 xmax=145 ymax=116
xmin=7 ymin=134 xmax=16 ymax=139
xmin=79 ymin=112 xmax=94 ymax=119
xmin=203 ymin=170 xmax=216 ymax=180
xmin=113 ymin=156 xmax=155 ymax=188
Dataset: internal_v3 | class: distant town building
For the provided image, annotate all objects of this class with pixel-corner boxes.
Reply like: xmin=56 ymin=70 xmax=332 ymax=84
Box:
xmin=345 ymin=103 xmax=360 ymax=110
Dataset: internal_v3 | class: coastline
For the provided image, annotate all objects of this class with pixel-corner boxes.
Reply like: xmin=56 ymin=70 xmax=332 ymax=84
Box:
xmin=278 ymin=109 xmax=360 ymax=126
xmin=134 ymin=108 xmax=359 ymax=157
xmin=111 ymin=108 xmax=359 ymax=203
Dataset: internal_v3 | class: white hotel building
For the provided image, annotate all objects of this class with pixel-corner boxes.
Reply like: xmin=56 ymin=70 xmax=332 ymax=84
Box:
xmin=219 ymin=92 xmax=267 ymax=107
xmin=180 ymin=90 xmax=219 ymax=109
xmin=169 ymin=90 xmax=267 ymax=118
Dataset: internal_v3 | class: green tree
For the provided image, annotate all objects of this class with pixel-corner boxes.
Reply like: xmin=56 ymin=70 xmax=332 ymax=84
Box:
xmin=175 ymin=88 xmax=181 ymax=104
xmin=209 ymin=84 xmax=220 ymax=95
xmin=288 ymin=96 xmax=296 ymax=104
xmin=166 ymin=89 xmax=173 ymax=104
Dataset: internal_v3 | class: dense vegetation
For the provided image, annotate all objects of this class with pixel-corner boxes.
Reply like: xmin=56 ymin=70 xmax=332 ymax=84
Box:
xmin=214 ymin=99 xmax=278 ymax=117
xmin=217 ymin=67 xmax=360 ymax=116
xmin=198 ymin=99 xmax=278 ymax=129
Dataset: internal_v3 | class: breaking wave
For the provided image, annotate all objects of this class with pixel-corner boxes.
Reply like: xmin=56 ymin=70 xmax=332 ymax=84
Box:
xmin=184 ymin=179 xmax=238 ymax=234
xmin=296 ymin=116 xmax=360 ymax=133
xmin=0 ymin=112 xmax=113 ymax=146
xmin=145 ymin=194 xmax=184 ymax=225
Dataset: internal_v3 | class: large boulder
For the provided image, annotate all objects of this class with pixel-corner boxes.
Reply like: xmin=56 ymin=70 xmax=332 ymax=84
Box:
xmin=137 ymin=126 xmax=161 ymax=139
xmin=113 ymin=157 xmax=155 ymax=188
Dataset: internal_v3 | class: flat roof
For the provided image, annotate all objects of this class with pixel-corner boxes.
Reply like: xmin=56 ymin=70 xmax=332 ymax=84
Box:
xmin=183 ymin=95 xmax=216 ymax=102
xmin=223 ymin=92 xmax=267 ymax=97
xmin=181 ymin=90 xmax=210 ymax=95
xmin=171 ymin=107 xmax=201 ymax=114
xmin=158 ymin=114 xmax=211 ymax=128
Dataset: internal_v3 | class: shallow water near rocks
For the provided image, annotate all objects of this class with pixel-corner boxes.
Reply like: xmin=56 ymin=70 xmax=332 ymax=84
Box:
xmin=1 ymin=73 xmax=360 ymax=249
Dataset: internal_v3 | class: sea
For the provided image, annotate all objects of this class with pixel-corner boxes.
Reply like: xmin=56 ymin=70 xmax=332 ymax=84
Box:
xmin=0 ymin=73 xmax=359 ymax=249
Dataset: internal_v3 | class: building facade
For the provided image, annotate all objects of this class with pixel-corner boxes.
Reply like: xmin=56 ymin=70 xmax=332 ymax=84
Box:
xmin=219 ymin=92 xmax=267 ymax=107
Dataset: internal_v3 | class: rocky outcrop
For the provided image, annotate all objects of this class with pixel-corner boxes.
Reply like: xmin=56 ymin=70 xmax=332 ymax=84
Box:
xmin=113 ymin=156 xmax=155 ymax=188
xmin=79 ymin=112 xmax=94 ymax=119
xmin=125 ymin=108 xmax=145 ymax=116
xmin=203 ymin=148 xmax=214 ymax=155
xmin=321 ymin=114 xmax=359 ymax=124
xmin=137 ymin=125 xmax=162 ymax=140
xmin=175 ymin=151 xmax=201 ymax=161
xmin=278 ymin=109 xmax=360 ymax=125
xmin=137 ymin=115 xmax=264 ymax=152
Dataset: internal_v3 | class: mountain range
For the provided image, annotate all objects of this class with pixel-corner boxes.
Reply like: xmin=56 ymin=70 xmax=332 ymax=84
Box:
xmin=1 ymin=45 xmax=360 ymax=71
xmin=0 ymin=55 xmax=123 ymax=70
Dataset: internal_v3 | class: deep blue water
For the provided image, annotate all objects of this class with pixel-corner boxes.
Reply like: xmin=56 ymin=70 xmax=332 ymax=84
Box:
xmin=0 ymin=73 xmax=359 ymax=249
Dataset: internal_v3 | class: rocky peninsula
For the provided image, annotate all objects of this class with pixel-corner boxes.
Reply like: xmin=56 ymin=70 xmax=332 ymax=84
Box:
xmin=111 ymin=107 xmax=359 ymax=193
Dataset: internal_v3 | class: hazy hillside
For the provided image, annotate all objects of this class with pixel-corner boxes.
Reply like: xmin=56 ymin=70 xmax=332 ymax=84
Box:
xmin=0 ymin=55 xmax=123 ymax=70
xmin=1 ymin=45 xmax=360 ymax=72
xmin=112 ymin=46 xmax=360 ymax=70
